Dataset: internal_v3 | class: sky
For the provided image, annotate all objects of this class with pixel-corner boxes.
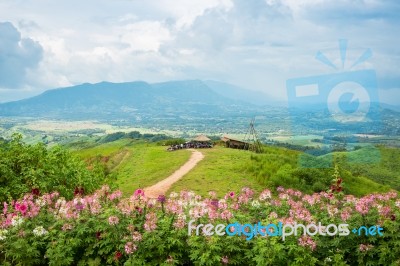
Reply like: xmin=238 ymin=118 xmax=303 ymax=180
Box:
xmin=0 ymin=0 xmax=399 ymax=105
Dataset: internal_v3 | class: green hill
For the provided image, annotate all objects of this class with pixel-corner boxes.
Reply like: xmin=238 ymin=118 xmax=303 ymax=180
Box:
xmin=72 ymin=139 xmax=398 ymax=197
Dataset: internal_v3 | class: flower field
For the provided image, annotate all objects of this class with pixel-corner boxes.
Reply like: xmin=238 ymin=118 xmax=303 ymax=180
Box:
xmin=1 ymin=185 xmax=399 ymax=265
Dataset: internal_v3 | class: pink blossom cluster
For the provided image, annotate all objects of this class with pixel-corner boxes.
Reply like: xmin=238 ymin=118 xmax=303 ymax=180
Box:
xmin=359 ymin=243 xmax=374 ymax=252
xmin=1 ymin=185 xmax=398 ymax=256
xmin=144 ymin=212 xmax=157 ymax=231
xmin=298 ymin=235 xmax=317 ymax=251
xmin=124 ymin=241 xmax=137 ymax=254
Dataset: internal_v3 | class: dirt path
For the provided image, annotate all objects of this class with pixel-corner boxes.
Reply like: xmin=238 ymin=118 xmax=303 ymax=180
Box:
xmin=144 ymin=149 xmax=204 ymax=198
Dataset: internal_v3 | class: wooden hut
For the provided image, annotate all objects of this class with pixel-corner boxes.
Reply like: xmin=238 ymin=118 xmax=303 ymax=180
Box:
xmin=221 ymin=135 xmax=248 ymax=149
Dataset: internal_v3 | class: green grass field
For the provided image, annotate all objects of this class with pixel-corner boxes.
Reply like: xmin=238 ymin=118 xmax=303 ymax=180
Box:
xmin=113 ymin=146 xmax=191 ymax=195
xmin=73 ymin=140 xmax=192 ymax=195
xmin=72 ymin=139 xmax=399 ymax=198
xmin=168 ymin=146 xmax=264 ymax=197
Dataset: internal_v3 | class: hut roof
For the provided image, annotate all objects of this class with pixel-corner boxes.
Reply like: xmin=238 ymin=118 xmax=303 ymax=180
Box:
xmin=193 ymin=134 xmax=211 ymax=142
xmin=221 ymin=135 xmax=247 ymax=144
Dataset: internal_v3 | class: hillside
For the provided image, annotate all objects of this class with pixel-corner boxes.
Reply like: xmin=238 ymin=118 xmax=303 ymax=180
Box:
xmin=72 ymin=138 xmax=397 ymax=197
xmin=0 ymin=80 xmax=261 ymax=120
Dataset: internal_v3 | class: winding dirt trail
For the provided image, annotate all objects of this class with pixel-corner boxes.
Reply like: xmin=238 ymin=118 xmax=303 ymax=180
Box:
xmin=144 ymin=149 xmax=204 ymax=198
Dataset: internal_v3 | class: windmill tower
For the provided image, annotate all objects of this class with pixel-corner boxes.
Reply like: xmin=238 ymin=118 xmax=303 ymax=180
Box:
xmin=243 ymin=118 xmax=263 ymax=153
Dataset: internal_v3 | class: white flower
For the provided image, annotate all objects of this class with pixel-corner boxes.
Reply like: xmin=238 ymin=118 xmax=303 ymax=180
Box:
xmin=259 ymin=190 xmax=272 ymax=201
xmin=58 ymin=206 xmax=68 ymax=215
xmin=170 ymin=192 xmax=178 ymax=198
xmin=35 ymin=198 xmax=46 ymax=207
xmin=188 ymin=200 xmax=197 ymax=206
xmin=33 ymin=226 xmax=48 ymax=236
xmin=11 ymin=216 xmax=24 ymax=227
xmin=251 ymin=200 xmax=261 ymax=208
xmin=0 ymin=229 xmax=8 ymax=240
xmin=268 ymin=212 xmax=278 ymax=219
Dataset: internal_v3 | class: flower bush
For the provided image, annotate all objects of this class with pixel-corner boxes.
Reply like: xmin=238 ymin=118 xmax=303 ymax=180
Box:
xmin=0 ymin=134 xmax=111 ymax=203
xmin=1 ymin=185 xmax=399 ymax=265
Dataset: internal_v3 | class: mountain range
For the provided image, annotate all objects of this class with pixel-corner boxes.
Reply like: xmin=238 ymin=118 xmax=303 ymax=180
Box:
xmin=0 ymin=80 xmax=276 ymax=120
xmin=0 ymin=80 xmax=398 ymax=136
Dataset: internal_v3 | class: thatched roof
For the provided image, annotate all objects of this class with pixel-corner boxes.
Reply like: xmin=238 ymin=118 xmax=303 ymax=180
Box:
xmin=193 ymin=134 xmax=211 ymax=142
xmin=221 ymin=135 xmax=247 ymax=144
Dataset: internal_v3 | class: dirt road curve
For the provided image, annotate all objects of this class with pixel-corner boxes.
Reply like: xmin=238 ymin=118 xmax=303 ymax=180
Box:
xmin=143 ymin=149 xmax=204 ymax=198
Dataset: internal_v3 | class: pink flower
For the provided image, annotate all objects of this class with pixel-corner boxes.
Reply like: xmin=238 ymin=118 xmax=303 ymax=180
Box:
xmin=378 ymin=206 xmax=391 ymax=217
xmin=208 ymin=210 xmax=219 ymax=220
xmin=355 ymin=199 xmax=371 ymax=215
xmin=340 ymin=207 xmax=352 ymax=221
xmin=220 ymin=210 xmax=233 ymax=220
xmin=157 ymin=195 xmax=166 ymax=203
xmin=62 ymin=223 xmax=73 ymax=231
xmin=268 ymin=212 xmax=278 ymax=220
xmin=132 ymin=231 xmax=142 ymax=242
xmin=15 ymin=202 xmax=28 ymax=215
xmin=3 ymin=202 xmax=7 ymax=215
xmin=124 ymin=242 xmax=137 ymax=254
xmin=144 ymin=212 xmax=157 ymax=231
xmin=210 ymin=199 xmax=219 ymax=209
xmin=173 ymin=218 xmax=186 ymax=229
xmin=298 ymin=235 xmax=316 ymax=251
xmin=241 ymin=187 xmax=254 ymax=197
xmin=108 ymin=216 xmax=119 ymax=225
xmin=359 ymin=244 xmax=373 ymax=252
xmin=277 ymin=186 xmax=285 ymax=192
xmin=221 ymin=255 xmax=229 ymax=265
xmin=259 ymin=189 xmax=271 ymax=201
xmin=231 ymin=203 xmax=240 ymax=210
xmin=134 ymin=189 xmax=144 ymax=197
xmin=189 ymin=206 xmax=205 ymax=219
xmin=209 ymin=191 xmax=217 ymax=198
xmin=108 ymin=190 xmax=122 ymax=201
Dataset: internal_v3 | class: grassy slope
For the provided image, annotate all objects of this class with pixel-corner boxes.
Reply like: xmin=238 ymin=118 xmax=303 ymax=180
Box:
xmin=303 ymin=147 xmax=393 ymax=196
xmin=73 ymin=139 xmax=134 ymax=158
xmin=73 ymin=139 xmax=191 ymax=195
xmin=114 ymin=146 xmax=191 ymax=195
xmin=168 ymin=146 xmax=264 ymax=197
xmin=71 ymin=140 xmax=398 ymax=198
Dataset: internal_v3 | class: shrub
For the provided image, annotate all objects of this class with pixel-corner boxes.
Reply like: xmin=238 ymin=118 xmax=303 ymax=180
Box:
xmin=0 ymin=134 xmax=109 ymax=203
xmin=1 ymin=186 xmax=399 ymax=265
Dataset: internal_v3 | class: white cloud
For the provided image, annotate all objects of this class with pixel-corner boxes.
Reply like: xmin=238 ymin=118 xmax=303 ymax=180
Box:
xmin=0 ymin=22 xmax=43 ymax=89
xmin=0 ymin=0 xmax=398 ymax=104
xmin=121 ymin=21 xmax=172 ymax=52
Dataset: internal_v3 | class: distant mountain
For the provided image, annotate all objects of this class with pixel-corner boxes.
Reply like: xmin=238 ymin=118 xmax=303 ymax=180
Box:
xmin=203 ymin=80 xmax=280 ymax=106
xmin=0 ymin=80 xmax=264 ymax=120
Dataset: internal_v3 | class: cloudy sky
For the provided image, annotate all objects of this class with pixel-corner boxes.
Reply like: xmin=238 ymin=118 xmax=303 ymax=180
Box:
xmin=0 ymin=0 xmax=399 ymax=104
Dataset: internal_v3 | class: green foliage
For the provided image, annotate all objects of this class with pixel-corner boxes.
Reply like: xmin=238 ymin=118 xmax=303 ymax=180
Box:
xmin=245 ymin=144 xmax=396 ymax=196
xmin=98 ymin=131 xmax=170 ymax=144
xmin=1 ymin=187 xmax=399 ymax=265
xmin=0 ymin=134 xmax=109 ymax=203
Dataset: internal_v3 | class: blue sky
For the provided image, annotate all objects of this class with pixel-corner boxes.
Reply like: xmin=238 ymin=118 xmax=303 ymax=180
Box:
xmin=0 ymin=0 xmax=399 ymax=105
